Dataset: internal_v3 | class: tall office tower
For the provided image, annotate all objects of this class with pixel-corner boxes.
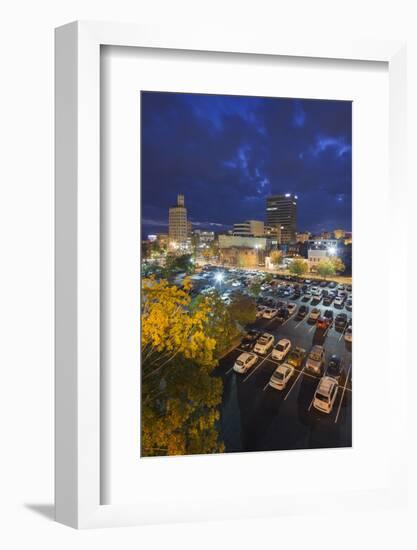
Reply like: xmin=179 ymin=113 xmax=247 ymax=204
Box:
xmin=266 ymin=193 xmax=298 ymax=243
xmin=169 ymin=194 xmax=188 ymax=249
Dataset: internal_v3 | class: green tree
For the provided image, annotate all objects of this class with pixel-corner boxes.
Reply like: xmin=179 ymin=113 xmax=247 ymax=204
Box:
xmin=195 ymin=290 xmax=242 ymax=357
xmin=270 ymin=249 xmax=283 ymax=267
xmin=329 ymin=256 xmax=345 ymax=274
xmin=141 ymin=277 xmax=224 ymax=457
xmin=164 ymin=253 xmax=195 ymax=276
xmin=316 ymin=259 xmax=336 ymax=279
xmin=288 ymin=258 xmax=308 ymax=277
xmin=228 ymin=293 xmax=257 ymax=326
xmin=249 ymin=282 xmax=262 ymax=298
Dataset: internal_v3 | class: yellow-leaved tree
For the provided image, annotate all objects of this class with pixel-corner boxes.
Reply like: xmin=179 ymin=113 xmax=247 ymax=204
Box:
xmin=141 ymin=277 xmax=224 ymax=456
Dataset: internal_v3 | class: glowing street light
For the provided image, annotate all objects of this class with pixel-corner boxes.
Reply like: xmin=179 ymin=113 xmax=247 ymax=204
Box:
xmin=214 ymin=272 xmax=224 ymax=284
xmin=328 ymin=247 xmax=337 ymax=256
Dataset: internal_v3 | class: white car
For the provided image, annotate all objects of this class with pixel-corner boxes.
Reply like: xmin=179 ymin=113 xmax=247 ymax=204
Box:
xmin=334 ymin=296 xmax=344 ymax=308
xmin=305 ymin=345 xmax=325 ymax=375
xmin=231 ymin=280 xmax=241 ymax=287
xmin=313 ymin=376 xmax=339 ymax=413
xmin=287 ymin=302 xmax=297 ymax=315
xmin=311 ymin=286 xmax=322 ymax=297
xmin=271 ymin=338 xmax=291 ymax=361
xmin=233 ymin=352 xmax=258 ymax=374
xmin=263 ymin=308 xmax=278 ymax=320
xmin=254 ymin=333 xmax=275 ymax=355
xmin=344 ymin=325 xmax=352 ymax=343
xmin=269 ymin=363 xmax=294 ymax=390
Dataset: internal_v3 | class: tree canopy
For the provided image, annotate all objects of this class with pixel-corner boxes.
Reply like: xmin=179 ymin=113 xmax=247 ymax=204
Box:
xmin=270 ymin=250 xmax=283 ymax=267
xmin=288 ymin=258 xmax=308 ymax=277
xmin=228 ymin=293 xmax=257 ymax=326
xmin=141 ymin=277 xmax=224 ymax=456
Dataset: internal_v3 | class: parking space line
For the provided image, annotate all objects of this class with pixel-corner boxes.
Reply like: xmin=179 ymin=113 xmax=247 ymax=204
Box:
xmin=335 ymin=363 xmax=351 ymax=423
xmin=284 ymin=367 xmax=305 ymax=401
xmin=243 ymin=352 xmax=271 ymax=382
xmin=338 ymin=326 xmax=347 ymax=342
xmin=294 ymin=318 xmax=306 ymax=329
xmin=263 ymin=381 xmax=270 ymax=391
xmin=308 ymin=396 xmax=314 ymax=411
xmin=281 ymin=314 xmax=295 ymax=326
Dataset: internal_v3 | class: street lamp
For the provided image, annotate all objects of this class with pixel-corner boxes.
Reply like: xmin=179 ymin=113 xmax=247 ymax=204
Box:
xmin=214 ymin=272 xmax=224 ymax=285
xmin=328 ymin=246 xmax=337 ymax=256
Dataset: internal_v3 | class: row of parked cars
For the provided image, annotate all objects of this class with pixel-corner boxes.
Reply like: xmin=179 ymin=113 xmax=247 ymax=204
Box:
xmin=255 ymin=298 xmax=352 ymax=339
xmin=234 ymin=333 xmax=348 ymax=414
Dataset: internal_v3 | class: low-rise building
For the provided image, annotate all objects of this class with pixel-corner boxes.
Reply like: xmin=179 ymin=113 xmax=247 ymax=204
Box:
xmin=218 ymin=234 xmax=268 ymax=250
xmin=334 ymin=229 xmax=346 ymax=240
xmin=296 ymin=231 xmax=311 ymax=243
xmin=218 ymin=234 xmax=269 ymax=268
xmin=308 ymin=248 xmax=330 ymax=271
xmin=233 ymin=220 xmax=265 ymax=237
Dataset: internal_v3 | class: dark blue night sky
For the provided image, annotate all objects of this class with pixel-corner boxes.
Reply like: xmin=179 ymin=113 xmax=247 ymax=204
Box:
xmin=141 ymin=92 xmax=351 ymax=238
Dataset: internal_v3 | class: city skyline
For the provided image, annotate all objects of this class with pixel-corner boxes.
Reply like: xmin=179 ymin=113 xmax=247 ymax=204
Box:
xmin=141 ymin=91 xmax=352 ymax=238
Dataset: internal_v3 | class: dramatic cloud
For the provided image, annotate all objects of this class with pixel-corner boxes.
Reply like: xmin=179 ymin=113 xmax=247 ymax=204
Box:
xmin=141 ymin=92 xmax=351 ymax=236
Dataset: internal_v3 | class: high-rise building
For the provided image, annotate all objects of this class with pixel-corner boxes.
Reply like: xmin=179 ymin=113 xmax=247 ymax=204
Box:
xmin=266 ymin=194 xmax=297 ymax=243
xmin=233 ymin=220 xmax=264 ymax=237
xmin=169 ymin=194 xmax=188 ymax=249
xmin=264 ymin=225 xmax=282 ymax=244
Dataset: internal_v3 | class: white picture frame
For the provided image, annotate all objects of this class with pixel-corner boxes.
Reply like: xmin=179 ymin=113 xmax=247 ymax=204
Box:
xmin=55 ymin=21 xmax=407 ymax=529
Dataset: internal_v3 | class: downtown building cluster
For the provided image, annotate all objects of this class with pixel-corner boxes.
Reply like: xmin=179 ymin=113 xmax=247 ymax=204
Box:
xmin=146 ymin=192 xmax=351 ymax=275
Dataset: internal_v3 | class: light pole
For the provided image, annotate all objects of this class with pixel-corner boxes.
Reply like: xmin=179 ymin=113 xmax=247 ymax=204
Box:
xmin=214 ymin=271 xmax=224 ymax=290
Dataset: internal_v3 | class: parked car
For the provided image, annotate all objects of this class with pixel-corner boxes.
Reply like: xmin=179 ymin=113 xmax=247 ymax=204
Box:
xmin=328 ymin=281 xmax=337 ymax=289
xmin=345 ymin=299 xmax=352 ymax=311
xmin=287 ymin=347 xmax=306 ymax=368
xmin=320 ymin=281 xmax=328 ymax=288
xmin=301 ymin=294 xmax=311 ymax=302
xmin=323 ymin=295 xmax=333 ymax=306
xmin=233 ymin=352 xmax=258 ymax=374
xmin=313 ymin=376 xmax=339 ymax=414
xmin=287 ymin=302 xmax=297 ymax=315
xmin=254 ymin=333 xmax=275 ymax=355
xmin=308 ymin=307 xmax=321 ymax=323
xmin=334 ymin=296 xmax=345 ymax=308
xmin=344 ymin=325 xmax=352 ymax=343
xmin=276 ymin=307 xmax=290 ymax=321
xmin=316 ymin=317 xmax=330 ymax=330
xmin=335 ymin=313 xmax=348 ymax=330
xmin=305 ymin=345 xmax=325 ymax=375
xmin=240 ymin=329 xmax=260 ymax=350
xmin=272 ymin=338 xmax=292 ymax=361
xmin=326 ymin=355 xmax=344 ymax=382
xmin=263 ymin=308 xmax=278 ymax=320
xmin=256 ymin=306 xmax=266 ymax=319
xmin=323 ymin=309 xmax=334 ymax=325
xmin=269 ymin=363 xmax=294 ymax=390
xmin=311 ymin=296 xmax=322 ymax=306
xmin=296 ymin=305 xmax=309 ymax=319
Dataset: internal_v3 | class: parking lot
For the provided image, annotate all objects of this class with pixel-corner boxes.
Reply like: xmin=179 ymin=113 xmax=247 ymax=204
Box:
xmin=194 ymin=266 xmax=352 ymax=452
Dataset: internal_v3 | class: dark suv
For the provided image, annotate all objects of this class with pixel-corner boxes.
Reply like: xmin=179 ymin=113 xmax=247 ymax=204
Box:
xmin=240 ymin=329 xmax=260 ymax=350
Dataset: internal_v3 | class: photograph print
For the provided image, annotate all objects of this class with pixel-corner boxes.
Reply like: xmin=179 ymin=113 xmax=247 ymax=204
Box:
xmin=141 ymin=91 xmax=352 ymax=457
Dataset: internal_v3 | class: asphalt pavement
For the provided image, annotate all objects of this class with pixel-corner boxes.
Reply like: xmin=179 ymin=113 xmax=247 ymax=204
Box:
xmin=200 ymin=269 xmax=353 ymax=453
